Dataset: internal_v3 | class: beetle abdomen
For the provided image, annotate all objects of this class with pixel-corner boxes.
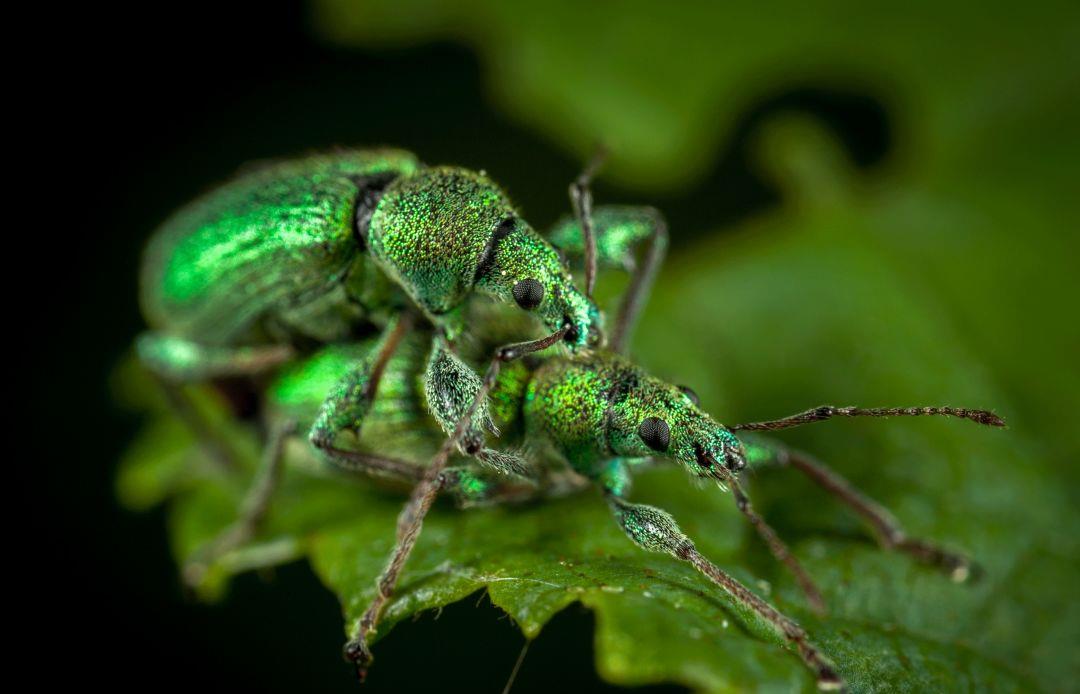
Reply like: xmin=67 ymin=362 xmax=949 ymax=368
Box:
xmin=140 ymin=149 xmax=420 ymax=344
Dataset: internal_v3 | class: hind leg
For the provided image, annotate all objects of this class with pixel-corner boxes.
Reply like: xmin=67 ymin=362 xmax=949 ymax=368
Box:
xmin=344 ymin=328 xmax=568 ymax=677
xmin=183 ymin=418 xmax=295 ymax=586
xmin=137 ymin=332 xmax=296 ymax=471
xmin=741 ymin=436 xmax=978 ymax=582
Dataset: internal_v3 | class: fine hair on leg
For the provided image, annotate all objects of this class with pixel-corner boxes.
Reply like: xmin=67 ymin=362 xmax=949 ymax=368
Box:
xmin=606 ymin=492 xmax=842 ymax=690
xmin=712 ymin=462 xmax=826 ymax=614
xmin=343 ymin=327 xmax=569 ymax=677
xmin=776 ymin=446 xmax=979 ymax=582
xmin=183 ymin=418 xmax=297 ymax=586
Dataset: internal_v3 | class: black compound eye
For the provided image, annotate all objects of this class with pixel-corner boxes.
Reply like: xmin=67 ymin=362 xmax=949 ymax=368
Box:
xmin=677 ymin=385 xmax=699 ymax=406
xmin=512 ymin=278 xmax=545 ymax=310
xmin=638 ymin=417 xmax=670 ymax=452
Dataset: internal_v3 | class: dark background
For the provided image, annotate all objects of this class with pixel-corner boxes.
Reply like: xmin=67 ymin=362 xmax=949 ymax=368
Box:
xmin=40 ymin=3 xmax=894 ymax=692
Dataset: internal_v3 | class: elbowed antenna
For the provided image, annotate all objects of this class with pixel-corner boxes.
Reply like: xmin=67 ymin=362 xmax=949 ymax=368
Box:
xmin=730 ymin=405 xmax=1006 ymax=432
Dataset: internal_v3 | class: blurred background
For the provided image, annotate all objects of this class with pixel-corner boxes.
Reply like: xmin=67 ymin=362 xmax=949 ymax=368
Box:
xmin=38 ymin=1 xmax=1077 ymax=691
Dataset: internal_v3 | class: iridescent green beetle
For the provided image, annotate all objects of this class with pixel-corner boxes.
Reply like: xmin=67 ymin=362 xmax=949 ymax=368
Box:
xmin=137 ymin=149 xmax=670 ymax=475
xmin=185 ymin=300 xmax=1003 ymax=691
xmin=136 ymin=148 xmax=670 ymax=669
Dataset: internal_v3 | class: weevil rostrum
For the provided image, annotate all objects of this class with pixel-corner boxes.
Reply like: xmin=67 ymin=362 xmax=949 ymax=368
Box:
xmin=136 ymin=148 xmax=1004 ymax=691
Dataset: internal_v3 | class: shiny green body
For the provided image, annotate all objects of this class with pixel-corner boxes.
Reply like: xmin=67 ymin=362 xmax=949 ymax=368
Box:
xmin=366 ymin=167 xmax=598 ymax=343
xmin=139 ymin=148 xmax=600 ymax=356
xmin=266 ymin=311 xmax=743 ymax=490
xmin=140 ymin=149 xmax=420 ymax=345
xmin=135 ymin=146 xmax=664 ymax=485
xmin=269 ymin=332 xmax=443 ymax=464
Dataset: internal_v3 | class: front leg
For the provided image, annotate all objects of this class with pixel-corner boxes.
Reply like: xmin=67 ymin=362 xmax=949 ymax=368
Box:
xmin=599 ymin=464 xmax=843 ymax=691
xmin=137 ymin=332 xmax=295 ymax=382
xmin=137 ymin=333 xmax=297 ymax=472
xmin=740 ymin=435 xmax=978 ymax=582
xmin=549 ymin=205 xmax=668 ymax=352
xmin=309 ymin=314 xmax=419 ymax=479
xmin=423 ymin=335 xmax=532 ymax=478
xmin=345 ymin=328 xmax=568 ymax=677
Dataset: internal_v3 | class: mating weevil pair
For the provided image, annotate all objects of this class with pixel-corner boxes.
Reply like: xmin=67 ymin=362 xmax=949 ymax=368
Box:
xmin=137 ymin=147 xmax=1004 ymax=691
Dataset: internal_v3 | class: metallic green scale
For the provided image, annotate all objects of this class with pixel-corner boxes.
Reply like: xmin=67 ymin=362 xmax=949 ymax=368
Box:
xmin=138 ymin=148 xmax=603 ymax=394
xmin=141 ymin=149 xmax=420 ymax=344
xmin=267 ymin=331 xmax=537 ymax=469
xmin=270 ymin=333 xmax=440 ymax=463
xmin=266 ymin=325 xmax=744 ymax=488
xmin=525 ymin=351 xmax=743 ymax=480
xmin=365 ymin=166 xmax=598 ymax=345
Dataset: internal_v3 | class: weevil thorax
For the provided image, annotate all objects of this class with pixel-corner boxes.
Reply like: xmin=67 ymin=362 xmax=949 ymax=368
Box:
xmin=365 ymin=166 xmax=600 ymax=347
xmin=526 ymin=351 xmax=745 ymax=477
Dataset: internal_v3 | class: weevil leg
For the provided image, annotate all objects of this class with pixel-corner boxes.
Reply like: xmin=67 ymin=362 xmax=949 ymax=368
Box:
xmin=711 ymin=463 xmax=827 ymax=614
xmin=609 ymin=207 xmax=667 ymax=353
xmin=147 ymin=372 xmax=242 ymax=472
xmin=740 ymin=436 xmax=980 ymax=582
xmin=440 ymin=466 xmax=590 ymax=508
xmin=316 ymin=446 xmax=427 ymax=483
xmin=344 ymin=328 xmax=568 ymax=677
xmin=136 ymin=332 xmax=295 ymax=382
xmin=602 ymin=484 xmax=843 ymax=691
xmin=568 ymin=148 xmax=608 ymax=298
xmin=308 ymin=314 xmax=414 ymax=465
xmin=549 ymin=205 xmax=668 ymax=353
xmin=183 ymin=418 xmax=296 ymax=587
xmin=138 ymin=333 xmax=296 ymax=471
xmin=423 ymin=335 xmax=533 ymax=478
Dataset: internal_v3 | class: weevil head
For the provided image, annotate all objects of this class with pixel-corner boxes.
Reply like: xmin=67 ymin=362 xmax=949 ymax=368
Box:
xmin=472 ymin=216 xmax=601 ymax=350
xmin=367 ymin=166 xmax=600 ymax=349
xmin=605 ymin=361 xmax=746 ymax=478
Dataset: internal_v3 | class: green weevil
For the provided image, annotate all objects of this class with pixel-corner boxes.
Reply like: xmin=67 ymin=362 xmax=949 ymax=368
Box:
xmin=137 ymin=148 xmax=671 ymax=476
xmin=136 ymin=147 xmax=670 ymax=668
xmin=140 ymin=149 xmax=1003 ymax=690
xmin=183 ymin=298 xmax=1003 ymax=692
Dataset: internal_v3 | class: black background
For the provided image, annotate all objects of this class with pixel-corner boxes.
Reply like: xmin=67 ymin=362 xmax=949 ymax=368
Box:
xmin=35 ymin=3 xmax=888 ymax=691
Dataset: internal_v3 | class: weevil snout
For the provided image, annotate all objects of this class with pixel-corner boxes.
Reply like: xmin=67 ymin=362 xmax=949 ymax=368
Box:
xmin=687 ymin=423 xmax=747 ymax=480
xmin=562 ymin=304 xmax=604 ymax=349
xmin=723 ymin=443 xmax=747 ymax=472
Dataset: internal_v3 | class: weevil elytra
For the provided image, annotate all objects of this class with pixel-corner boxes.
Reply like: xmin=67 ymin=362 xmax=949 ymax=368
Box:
xmin=139 ymin=149 xmax=1003 ymax=691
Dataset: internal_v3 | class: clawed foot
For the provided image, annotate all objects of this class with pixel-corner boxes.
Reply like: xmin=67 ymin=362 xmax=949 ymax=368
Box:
xmin=894 ymin=537 xmax=983 ymax=584
xmin=815 ymin=664 xmax=845 ymax=691
xmin=343 ymin=638 xmax=374 ymax=682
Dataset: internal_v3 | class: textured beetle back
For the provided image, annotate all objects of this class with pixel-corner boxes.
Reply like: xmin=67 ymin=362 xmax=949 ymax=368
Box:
xmin=366 ymin=167 xmax=516 ymax=318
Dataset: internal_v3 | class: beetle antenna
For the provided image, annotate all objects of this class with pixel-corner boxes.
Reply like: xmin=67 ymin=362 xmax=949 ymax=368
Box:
xmin=730 ymin=405 xmax=1006 ymax=432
